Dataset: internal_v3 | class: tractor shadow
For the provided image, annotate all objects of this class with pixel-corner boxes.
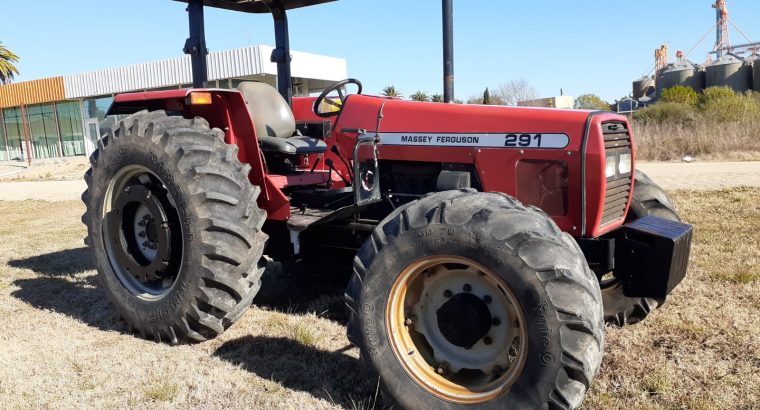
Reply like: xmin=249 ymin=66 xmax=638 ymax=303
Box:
xmin=213 ymin=335 xmax=384 ymax=409
xmin=254 ymin=259 xmax=351 ymax=325
xmin=8 ymin=247 xmax=129 ymax=335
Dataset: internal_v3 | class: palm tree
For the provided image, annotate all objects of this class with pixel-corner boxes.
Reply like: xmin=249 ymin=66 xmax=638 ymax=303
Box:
xmin=410 ymin=91 xmax=430 ymax=102
xmin=382 ymin=85 xmax=403 ymax=99
xmin=431 ymin=94 xmax=444 ymax=103
xmin=0 ymin=42 xmax=20 ymax=85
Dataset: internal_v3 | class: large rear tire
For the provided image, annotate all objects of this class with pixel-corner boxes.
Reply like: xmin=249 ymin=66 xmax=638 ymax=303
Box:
xmin=346 ymin=190 xmax=604 ymax=409
xmin=82 ymin=111 xmax=267 ymax=344
xmin=601 ymin=170 xmax=680 ymax=327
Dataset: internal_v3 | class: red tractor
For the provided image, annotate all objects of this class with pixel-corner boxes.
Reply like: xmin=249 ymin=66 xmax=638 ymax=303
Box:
xmin=81 ymin=1 xmax=692 ymax=408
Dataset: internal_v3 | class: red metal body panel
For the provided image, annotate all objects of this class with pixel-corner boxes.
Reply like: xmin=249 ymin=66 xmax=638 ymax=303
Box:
xmin=111 ymin=90 xmax=634 ymax=238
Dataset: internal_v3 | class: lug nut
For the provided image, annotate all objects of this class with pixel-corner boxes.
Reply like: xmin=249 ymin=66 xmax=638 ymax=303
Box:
xmin=161 ymin=223 xmax=169 ymax=229
xmin=138 ymin=220 xmax=147 ymax=227
xmin=143 ymin=214 xmax=150 ymax=221
xmin=138 ymin=231 xmax=146 ymax=238
xmin=443 ymin=290 xmax=452 ymax=298
xmin=405 ymin=318 xmax=413 ymax=326
xmin=436 ymin=367 xmax=444 ymax=375
xmin=483 ymin=295 xmax=492 ymax=304
xmin=484 ymin=337 xmax=493 ymax=345
xmin=463 ymin=284 xmax=472 ymax=292
xmin=124 ymin=187 xmax=131 ymax=193
xmin=492 ymin=317 xmax=501 ymax=326
xmin=142 ymin=241 xmax=151 ymax=248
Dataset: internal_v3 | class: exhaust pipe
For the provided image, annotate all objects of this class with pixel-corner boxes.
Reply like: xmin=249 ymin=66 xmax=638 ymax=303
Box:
xmin=442 ymin=0 xmax=454 ymax=103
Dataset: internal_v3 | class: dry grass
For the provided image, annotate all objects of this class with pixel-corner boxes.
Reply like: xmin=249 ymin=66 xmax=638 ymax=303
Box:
xmin=633 ymin=119 xmax=760 ymax=162
xmin=1 ymin=189 xmax=759 ymax=409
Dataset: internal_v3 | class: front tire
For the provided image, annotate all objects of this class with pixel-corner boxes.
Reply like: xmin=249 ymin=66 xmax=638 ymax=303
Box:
xmin=346 ymin=190 xmax=604 ymax=409
xmin=81 ymin=111 xmax=267 ymax=344
xmin=601 ymin=170 xmax=681 ymax=327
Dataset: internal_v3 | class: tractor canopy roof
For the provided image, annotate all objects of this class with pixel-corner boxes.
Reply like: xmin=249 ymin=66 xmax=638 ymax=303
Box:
xmin=174 ymin=0 xmax=336 ymax=13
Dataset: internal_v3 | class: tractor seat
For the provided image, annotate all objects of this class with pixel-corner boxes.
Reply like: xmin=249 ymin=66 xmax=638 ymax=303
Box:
xmin=237 ymin=82 xmax=327 ymax=155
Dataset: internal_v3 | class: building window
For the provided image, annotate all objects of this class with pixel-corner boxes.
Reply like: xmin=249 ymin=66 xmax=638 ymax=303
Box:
xmin=27 ymin=103 xmax=60 ymax=159
xmin=84 ymin=96 xmax=114 ymax=121
xmin=2 ymin=107 xmax=26 ymax=161
xmin=57 ymin=101 xmax=85 ymax=157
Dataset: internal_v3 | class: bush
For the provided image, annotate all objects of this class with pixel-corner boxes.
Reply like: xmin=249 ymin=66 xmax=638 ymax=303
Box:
xmin=660 ymin=85 xmax=699 ymax=107
xmin=575 ymin=94 xmax=610 ymax=110
xmin=634 ymin=102 xmax=696 ymax=124
xmin=699 ymin=86 xmax=760 ymax=122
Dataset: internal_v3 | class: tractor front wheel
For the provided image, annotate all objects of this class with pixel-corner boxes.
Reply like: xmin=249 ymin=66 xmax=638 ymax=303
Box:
xmin=346 ymin=190 xmax=604 ymax=409
xmin=81 ymin=111 xmax=267 ymax=343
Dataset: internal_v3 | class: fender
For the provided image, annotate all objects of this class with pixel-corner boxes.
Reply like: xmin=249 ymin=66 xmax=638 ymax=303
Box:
xmin=108 ymin=88 xmax=291 ymax=219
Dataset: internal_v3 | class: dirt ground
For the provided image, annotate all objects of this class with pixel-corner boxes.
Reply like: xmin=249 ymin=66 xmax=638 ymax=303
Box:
xmin=0 ymin=161 xmax=758 ymax=202
xmin=0 ymin=188 xmax=759 ymax=409
xmin=636 ymin=161 xmax=760 ymax=190
xmin=0 ymin=157 xmax=90 ymax=182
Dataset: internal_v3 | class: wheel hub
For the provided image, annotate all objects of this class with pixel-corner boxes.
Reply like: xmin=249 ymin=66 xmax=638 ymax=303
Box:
xmin=437 ymin=293 xmax=492 ymax=348
xmin=102 ymin=167 xmax=182 ymax=300
xmin=387 ymin=256 xmax=528 ymax=404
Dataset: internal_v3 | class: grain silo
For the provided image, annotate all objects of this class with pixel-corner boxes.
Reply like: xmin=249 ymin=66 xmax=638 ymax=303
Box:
xmin=706 ymin=54 xmax=751 ymax=92
xmin=747 ymin=55 xmax=760 ymax=92
xmin=633 ymin=77 xmax=656 ymax=99
xmin=657 ymin=59 xmax=703 ymax=96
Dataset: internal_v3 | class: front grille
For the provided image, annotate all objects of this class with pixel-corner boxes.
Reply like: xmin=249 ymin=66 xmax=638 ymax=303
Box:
xmin=600 ymin=122 xmax=632 ymax=227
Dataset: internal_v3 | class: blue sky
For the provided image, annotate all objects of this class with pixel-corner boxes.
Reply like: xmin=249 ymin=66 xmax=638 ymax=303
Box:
xmin=2 ymin=0 xmax=759 ymax=102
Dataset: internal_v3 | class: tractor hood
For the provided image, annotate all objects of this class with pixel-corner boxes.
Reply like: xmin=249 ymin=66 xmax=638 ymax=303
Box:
xmin=332 ymin=94 xmax=631 ymax=239
xmin=337 ymin=95 xmax=594 ymax=150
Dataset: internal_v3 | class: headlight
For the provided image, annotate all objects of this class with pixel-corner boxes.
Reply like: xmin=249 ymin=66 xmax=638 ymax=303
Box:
xmin=605 ymin=155 xmax=617 ymax=178
xmin=618 ymin=153 xmax=632 ymax=175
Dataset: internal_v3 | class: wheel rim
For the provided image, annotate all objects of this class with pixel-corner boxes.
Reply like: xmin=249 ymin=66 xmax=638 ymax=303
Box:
xmin=386 ymin=256 xmax=528 ymax=404
xmin=102 ymin=165 xmax=183 ymax=301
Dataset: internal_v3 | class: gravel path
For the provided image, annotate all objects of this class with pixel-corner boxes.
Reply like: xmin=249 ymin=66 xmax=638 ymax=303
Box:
xmin=637 ymin=161 xmax=760 ymax=191
xmin=0 ymin=162 xmax=757 ymax=202
xmin=0 ymin=180 xmax=87 ymax=201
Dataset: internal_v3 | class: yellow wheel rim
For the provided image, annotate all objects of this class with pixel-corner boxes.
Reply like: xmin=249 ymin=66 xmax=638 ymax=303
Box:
xmin=386 ymin=255 xmax=528 ymax=404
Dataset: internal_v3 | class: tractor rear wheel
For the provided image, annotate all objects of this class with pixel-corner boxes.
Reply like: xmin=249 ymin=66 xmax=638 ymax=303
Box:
xmin=601 ymin=170 xmax=681 ymax=327
xmin=346 ymin=190 xmax=604 ymax=409
xmin=81 ymin=110 xmax=267 ymax=343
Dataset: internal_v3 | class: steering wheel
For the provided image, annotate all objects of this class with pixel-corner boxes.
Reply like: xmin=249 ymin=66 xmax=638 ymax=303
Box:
xmin=314 ymin=78 xmax=363 ymax=118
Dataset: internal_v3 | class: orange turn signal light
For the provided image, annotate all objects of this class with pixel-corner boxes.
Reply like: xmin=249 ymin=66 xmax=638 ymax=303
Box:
xmin=188 ymin=92 xmax=213 ymax=105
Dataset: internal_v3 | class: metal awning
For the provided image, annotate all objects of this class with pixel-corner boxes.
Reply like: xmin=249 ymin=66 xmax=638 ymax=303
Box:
xmin=173 ymin=0 xmax=336 ymax=13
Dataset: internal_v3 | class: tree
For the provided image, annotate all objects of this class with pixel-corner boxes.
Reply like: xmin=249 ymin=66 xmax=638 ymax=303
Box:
xmin=497 ymin=79 xmax=539 ymax=106
xmin=467 ymin=88 xmax=504 ymax=105
xmin=660 ymin=85 xmax=699 ymax=107
xmin=410 ymin=91 xmax=430 ymax=102
xmin=575 ymin=94 xmax=610 ymax=110
xmin=382 ymin=85 xmax=403 ymax=99
xmin=431 ymin=94 xmax=444 ymax=103
xmin=483 ymin=87 xmax=491 ymax=105
xmin=0 ymin=42 xmax=20 ymax=84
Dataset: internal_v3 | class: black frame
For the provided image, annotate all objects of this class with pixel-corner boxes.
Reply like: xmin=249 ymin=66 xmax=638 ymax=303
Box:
xmin=181 ymin=0 xmax=335 ymax=105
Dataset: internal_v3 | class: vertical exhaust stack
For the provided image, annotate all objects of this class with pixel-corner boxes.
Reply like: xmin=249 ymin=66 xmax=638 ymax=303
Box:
xmin=442 ymin=0 xmax=454 ymax=103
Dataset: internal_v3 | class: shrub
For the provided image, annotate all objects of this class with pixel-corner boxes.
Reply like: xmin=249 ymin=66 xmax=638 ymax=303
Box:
xmin=699 ymin=86 xmax=760 ymax=122
xmin=575 ymin=94 xmax=610 ymax=110
xmin=634 ymin=102 xmax=696 ymax=124
xmin=660 ymin=85 xmax=699 ymax=107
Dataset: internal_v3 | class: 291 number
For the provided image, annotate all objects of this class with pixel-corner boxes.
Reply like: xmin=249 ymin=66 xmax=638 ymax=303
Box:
xmin=505 ymin=134 xmax=542 ymax=147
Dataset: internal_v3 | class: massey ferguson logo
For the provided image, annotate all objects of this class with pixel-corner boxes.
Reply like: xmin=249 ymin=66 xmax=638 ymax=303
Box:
xmin=380 ymin=132 xmax=569 ymax=149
